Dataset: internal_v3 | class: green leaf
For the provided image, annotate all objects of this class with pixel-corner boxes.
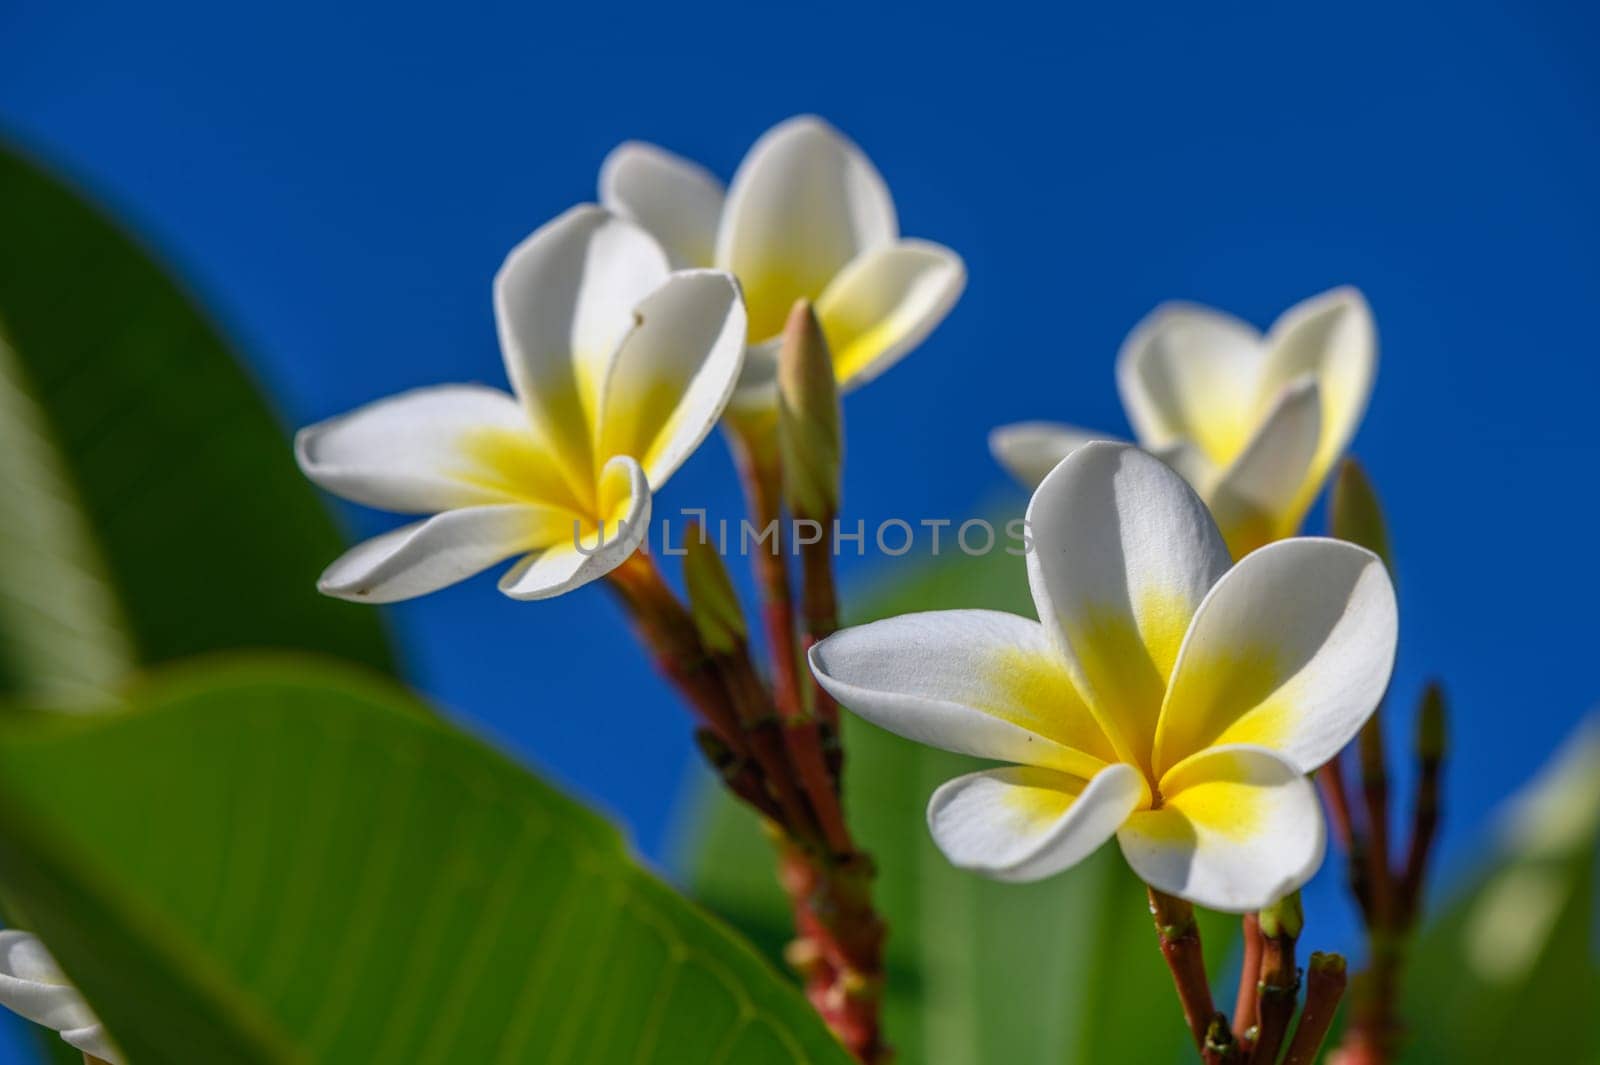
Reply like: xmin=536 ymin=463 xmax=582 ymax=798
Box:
xmin=0 ymin=142 xmax=393 ymax=704
xmin=0 ymin=658 xmax=855 ymax=1065
xmin=683 ymin=542 xmax=1235 ymax=1064
xmin=1401 ymin=717 xmax=1600 ymax=1063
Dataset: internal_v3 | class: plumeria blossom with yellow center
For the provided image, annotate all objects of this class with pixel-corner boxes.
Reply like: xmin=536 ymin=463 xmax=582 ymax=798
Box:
xmin=990 ymin=288 xmax=1376 ymax=558
xmin=599 ymin=114 xmax=966 ymax=409
xmin=0 ymin=930 xmax=121 ymax=1063
xmin=809 ymin=442 xmax=1398 ymax=912
xmin=296 ymin=205 xmax=746 ymax=602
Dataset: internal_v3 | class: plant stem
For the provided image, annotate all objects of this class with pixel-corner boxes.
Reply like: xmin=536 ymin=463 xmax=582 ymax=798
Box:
xmin=1282 ymin=953 xmax=1347 ymax=1065
xmin=1252 ymin=896 xmax=1301 ymax=1065
xmin=780 ymin=841 xmax=887 ymax=1063
xmin=1147 ymin=888 xmax=1215 ymax=1054
xmin=1233 ymin=913 xmax=1263 ymax=1042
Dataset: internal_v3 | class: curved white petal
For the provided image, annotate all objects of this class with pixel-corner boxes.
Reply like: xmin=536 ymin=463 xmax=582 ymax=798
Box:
xmin=0 ymin=931 xmax=99 ymax=1034
xmin=494 ymin=205 xmax=671 ymax=474
xmin=1205 ymin=377 xmax=1323 ymax=557
xmin=1119 ymin=744 xmax=1326 ymax=912
xmin=929 ymin=762 xmax=1146 ymax=883
xmin=716 ymin=115 xmax=897 ymax=345
xmin=318 ymin=504 xmax=566 ymax=604
xmin=0 ymin=931 xmax=121 ymax=1064
xmin=595 ymin=269 xmax=746 ymax=488
xmin=1153 ymin=537 xmax=1397 ymax=776
xmin=816 ymin=240 xmax=965 ymax=390
xmin=498 ymin=456 xmax=651 ymax=600
xmin=1116 ymin=302 xmax=1267 ymax=464
xmin=599 ymin=141 xmax=724 ymax=270
xmin=62 ymin=1024 xmax=120 ymax=1062
xmin=1025 ymin=442 xmax=1230 ymax=770
xmin=295 ymin=385 xmax=573 ymax=513
xmin=808 ymin=610 xmax=1117 ymax=777
xmin=990 ymin=422 xmax=1116 ymax=489
xmin=1259 ymin=286 xmax=1376 ymax=495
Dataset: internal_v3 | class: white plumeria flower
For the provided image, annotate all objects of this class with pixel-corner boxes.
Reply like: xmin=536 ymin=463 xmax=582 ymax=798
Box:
xmin=809 ymin=442 xmax=1397 ymax=912
xmin=0 ymin=930 xmax=121 ymax=1063
xmin=297 ymin=205 xmax=746 ymax=602
xmin=991 ymin=288 xmax=1376 ymax=558
xmin=599 ymin=115 xmax=966 ymax=409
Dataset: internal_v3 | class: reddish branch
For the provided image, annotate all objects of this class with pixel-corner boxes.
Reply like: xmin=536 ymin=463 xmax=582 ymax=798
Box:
xmin=1321 ymin=683 xmax=1448 ymax=1065
xmin=1148 ymin=888 xmax=1216 ymax=1054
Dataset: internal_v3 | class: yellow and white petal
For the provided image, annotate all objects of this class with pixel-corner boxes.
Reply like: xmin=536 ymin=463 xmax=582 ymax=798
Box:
xmin=498 ymin=456 xmax=651 ymax=600
xmin=599 ymin=141 xmax=724 ymax=271
xmin=1119 ymin=744 xmax=1325 ymax=912
xmin=808 ymin=610 xmax=1117 ymax=778
xmin=1116 ymin=302 xmax=1267 ymax=464
xmin=990 ymin=422 xmax=1115 ymax=489
xmin=1258 ymin=287 xmax=1376 ymax=500
xmin=1205 ymin=377 xmax=1323 ymax=558
xmin=928 ymin=763 xmax=1146 ymax=883
xmin=317 ymin=504 xmax=565 ymax=604
xmin=1026 ymin=442 xmax=1230 ymax=772
xmin=295 ymin=385 xmax=560 ymax=513
xmin=595 ymin=269 xmax=746 ymax=488
xmin=1152 ymin=537 xmax=1397 ymax=776
xmin=716 ymin=115 xmax=897 ymax=345
xmin=815 ymin=240 xmax=966 ymax=390
xmin=494 ymin=205 xmax=671 ymax=478
xmin=0 ymin=930 xmax=121 ymax=1064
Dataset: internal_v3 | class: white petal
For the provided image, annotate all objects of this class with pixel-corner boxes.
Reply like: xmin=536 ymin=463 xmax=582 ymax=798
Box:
xmin=62 ymin=1025 xmax=121 ymax=1063
xmin=1116 ymin=302 xmax=1267 ymax=463
xmin=498 ymin=456 xmax=651 ymax=600
xmin=1119 ymin=744 xmax=1326 ymax=912
xmin=1205 ymin=377 xmax=1323 ymax=557
xmin=1025 ymin=442 xmax=1230 ymax=770
xmin=1259 ymin=286 xmax=1376 ymax=492
xmin=0 ymin=931 xmax=99 ymax=1034
xmin=494 ymin=205 xmax=670 ymax=473
xmin=809 ymin=610 xmax=1118 ymax=778
xmin=599 ymin=141 xmax=724 ymax=270
xmin=295 ymin=385 xmax=571 ymax=513
xmin=727 ymin=336 xmax=783 ymax=412
xmin=928 ymin=763 xmax=1145 ymax=882
xmin=716 ymin=115 xmax=897 ymax=344
xmin=1153 ymin=537 xmax=1396 ymax=776
xmin=595 ymin=269 xmax=746 ymax=488
xmin=816 ymin=240 xmax=965 ymax=390
xmin=990 ymin=422 xmax=1115 ymax=489
xmin=318 ymin=504 xmax=565 ymax=604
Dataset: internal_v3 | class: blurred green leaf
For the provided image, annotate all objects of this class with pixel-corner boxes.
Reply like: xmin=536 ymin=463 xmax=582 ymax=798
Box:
xmin=1401 ymin=716 xmax=1599 ymax=1063
xmin=0 ymin=142 xmax=393 ymax=704
xmin=683 ymin=541 xmax=1235 ymax=1064
xmin=0 ymin=659 xmax=855 ymax=1065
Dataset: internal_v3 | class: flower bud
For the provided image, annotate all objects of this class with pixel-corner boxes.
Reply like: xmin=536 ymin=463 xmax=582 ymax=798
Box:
xmin=1330 ymin=458 xmax=1392 ymax=575
xmin=777 ymin=300 xmax=842 ymax=520
xmin=1258 ymin=891 xmax=1304 ymax=939
xmin=683 ymin=523 xmax=746 ymax=654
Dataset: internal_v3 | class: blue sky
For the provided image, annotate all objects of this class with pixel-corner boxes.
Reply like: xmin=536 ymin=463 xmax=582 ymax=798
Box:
xmin=2 ymin=0 xmax=1598 ymax=1056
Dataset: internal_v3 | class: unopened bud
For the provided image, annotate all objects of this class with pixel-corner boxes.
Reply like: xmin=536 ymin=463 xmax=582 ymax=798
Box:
xmin=1307 ymin=951 xmax=1347 ymax=978
xmin=1258 ymin=891 xmax=1304 ymax=939
xmin=777 ymin=300 xmax=842 ymax=519
xmin=1330 ymin=458 xmax=1393 ymax=575
xmin=1417 ymin=681 xmax=1447 ymax=762
xmin=682 ymin=523 xmax=746 ymax=653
